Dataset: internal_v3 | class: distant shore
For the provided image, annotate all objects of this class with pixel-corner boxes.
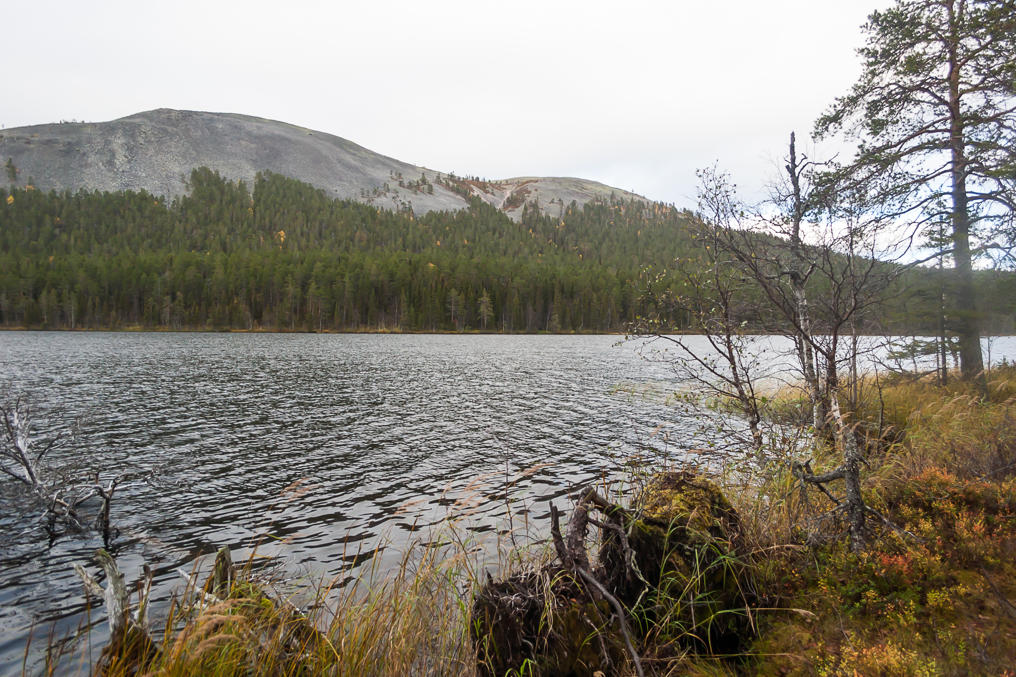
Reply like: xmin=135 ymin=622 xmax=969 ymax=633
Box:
xmin=0 ymin=325 xmax=631 ymax=335
xmin=2 ymin=326 xmax=1014 ymax=337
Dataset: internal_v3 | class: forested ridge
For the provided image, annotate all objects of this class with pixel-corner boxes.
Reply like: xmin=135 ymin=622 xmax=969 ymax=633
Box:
xmin=1 ymin=167 xmax=1013 ymax=333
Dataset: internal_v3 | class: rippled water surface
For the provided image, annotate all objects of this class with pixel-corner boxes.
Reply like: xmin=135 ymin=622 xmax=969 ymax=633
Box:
xmin=0 ymin=332 xmax=707 ymax=673
xmin=3 ymin=331 xmax=1014 ymax=674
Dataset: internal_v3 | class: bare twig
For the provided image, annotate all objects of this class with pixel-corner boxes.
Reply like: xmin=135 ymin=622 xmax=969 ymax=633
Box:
xmin=575 ymin=566 xmax=645 ymax=677
xmin=550 ymin=498 xmax=644 ymax=677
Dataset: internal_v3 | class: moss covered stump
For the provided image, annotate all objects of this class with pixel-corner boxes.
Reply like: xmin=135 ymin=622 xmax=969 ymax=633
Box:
xmin=600 ymin=470 xmax=752 ymax=651
xmin=471 ymin=470 xmax=752 ymax=675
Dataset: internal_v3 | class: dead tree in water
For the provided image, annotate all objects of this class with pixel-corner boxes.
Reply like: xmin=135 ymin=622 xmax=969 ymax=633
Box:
xmin=76 ymin=549 xmax=157 ymax=669
xmin=0 ymin=396 xmax=142 ymax=546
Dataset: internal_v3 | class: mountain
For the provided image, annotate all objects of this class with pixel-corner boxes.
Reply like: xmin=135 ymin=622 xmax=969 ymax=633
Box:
xmin=0 ymin=109 xmax=645 ymax=220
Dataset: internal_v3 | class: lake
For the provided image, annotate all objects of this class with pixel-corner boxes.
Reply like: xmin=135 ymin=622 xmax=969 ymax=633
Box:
xmin=1 ymin=331 xmax=1013 ymax=674
xmin=0 ymin=332 xmax=714 ymax=674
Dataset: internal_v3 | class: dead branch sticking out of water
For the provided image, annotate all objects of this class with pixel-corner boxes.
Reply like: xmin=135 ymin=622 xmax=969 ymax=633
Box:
xmin=75 ymin=549 xmax=158 ymax=673
xmin=1 ymin=397 xmax=146 ymax=546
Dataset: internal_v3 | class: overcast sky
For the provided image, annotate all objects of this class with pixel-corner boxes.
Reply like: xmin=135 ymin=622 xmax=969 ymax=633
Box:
xmin=2 ymin=0 xmax=890 ymax=209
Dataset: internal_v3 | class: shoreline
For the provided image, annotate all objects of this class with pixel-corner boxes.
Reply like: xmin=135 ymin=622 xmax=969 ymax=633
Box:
xmin=2 ymin=326 xmax=1014 ymax=337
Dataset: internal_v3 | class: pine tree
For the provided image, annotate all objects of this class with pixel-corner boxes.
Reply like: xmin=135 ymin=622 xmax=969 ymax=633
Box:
xmin=816 ymin=0 xmax=1016 ymax=382
xmin=478 ymin=289 xmax=493 ymax=330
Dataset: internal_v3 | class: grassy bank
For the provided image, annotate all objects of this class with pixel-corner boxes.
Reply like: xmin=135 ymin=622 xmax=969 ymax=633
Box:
xmin=738 ymin=369 xmax=1016 ymax=676
xmin=56 ymin=369 xmax=1016 ymax=676
xmin=54 ymin=531 xmax=497 ymax=676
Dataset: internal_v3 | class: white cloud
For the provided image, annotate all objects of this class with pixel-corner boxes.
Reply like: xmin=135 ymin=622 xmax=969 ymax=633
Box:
xmin=2 ymin=0 xmax=892 ymax=208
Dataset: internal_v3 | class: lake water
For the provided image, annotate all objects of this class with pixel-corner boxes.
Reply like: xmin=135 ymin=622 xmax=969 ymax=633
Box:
xmin=0 ymin=332 xmax=712 ymax=674
xmin=1 ymin=331 xmax=1014 ymax=674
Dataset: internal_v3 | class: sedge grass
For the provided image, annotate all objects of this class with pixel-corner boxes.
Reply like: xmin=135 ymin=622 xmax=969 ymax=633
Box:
xmin=86 ymin=525 xmax=501 ymax=676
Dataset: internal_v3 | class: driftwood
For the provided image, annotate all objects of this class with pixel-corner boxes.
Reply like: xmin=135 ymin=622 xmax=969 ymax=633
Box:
xmin=1 ymin=398 xmax=145 ymax=546
xmin=75 ymin=549 xmax=158 ymax=674
xmin=196 ymin=546 xmax=334 ymax=662
xmin=211 ymin=545 xmax=233 ymax=597
xmin=175 ymin=546 xmax=234 ymax=608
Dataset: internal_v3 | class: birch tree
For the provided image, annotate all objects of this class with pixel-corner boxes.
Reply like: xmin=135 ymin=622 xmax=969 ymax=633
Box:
xmin=690 ymin=134 xmax=898 ymax=552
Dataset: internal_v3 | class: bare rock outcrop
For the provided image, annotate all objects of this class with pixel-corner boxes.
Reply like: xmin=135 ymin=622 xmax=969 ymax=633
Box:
xmin=0 ymin=109 xmax=646 ymax=220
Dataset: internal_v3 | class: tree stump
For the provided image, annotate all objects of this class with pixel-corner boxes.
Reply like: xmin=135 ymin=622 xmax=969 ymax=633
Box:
xmin=472 ymin=470 xmax=752 ymax=675
xmin=471 ymin=565 xmax=627 ymax=677
xmin=599 ymin=470 xmax=751 ymax=651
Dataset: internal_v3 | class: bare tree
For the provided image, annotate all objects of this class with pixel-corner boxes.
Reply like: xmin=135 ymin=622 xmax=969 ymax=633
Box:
xmin=733 ymin=137 xmax=898 ymax=551
xmin=650 ymin=134 xmax=902 ymax=552
xmin=633 ymin=155 xmax=835 ymax=462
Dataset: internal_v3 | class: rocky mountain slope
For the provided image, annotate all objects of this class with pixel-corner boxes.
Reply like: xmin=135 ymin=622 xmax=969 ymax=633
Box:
xmin=0 ymin=109 xmax=645 ymax=220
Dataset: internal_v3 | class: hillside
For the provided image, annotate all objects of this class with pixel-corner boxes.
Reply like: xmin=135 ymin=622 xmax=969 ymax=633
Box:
xmin=0 ymin=169 xmax=687 ymax=332
xmin=2 ymin=169 xmax=1013 ymax=334
xmin=0 ymin=109 xmax=645 ymax=220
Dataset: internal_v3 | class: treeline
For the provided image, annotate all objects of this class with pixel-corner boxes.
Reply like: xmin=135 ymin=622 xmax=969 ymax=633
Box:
xmin=0 ymin=169 xmax=693 ymax=331
xmin=1 ymin=168 xmax=1013 ymax=333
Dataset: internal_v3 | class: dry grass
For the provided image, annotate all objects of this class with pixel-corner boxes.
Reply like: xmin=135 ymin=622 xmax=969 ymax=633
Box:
xmin=84 ymin=530 xmax=496 ymax=677
xmin=875 ymin=372 xmax=1016 ymax=482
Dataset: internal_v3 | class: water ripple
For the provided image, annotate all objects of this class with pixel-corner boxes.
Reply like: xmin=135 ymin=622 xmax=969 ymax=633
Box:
xmin=3 ymin=332 xmax=1011 ymax=675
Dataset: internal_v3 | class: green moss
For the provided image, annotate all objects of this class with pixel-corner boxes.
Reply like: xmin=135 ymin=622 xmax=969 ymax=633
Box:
xmin=601 ymin=471 xmax=753 ymax=653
